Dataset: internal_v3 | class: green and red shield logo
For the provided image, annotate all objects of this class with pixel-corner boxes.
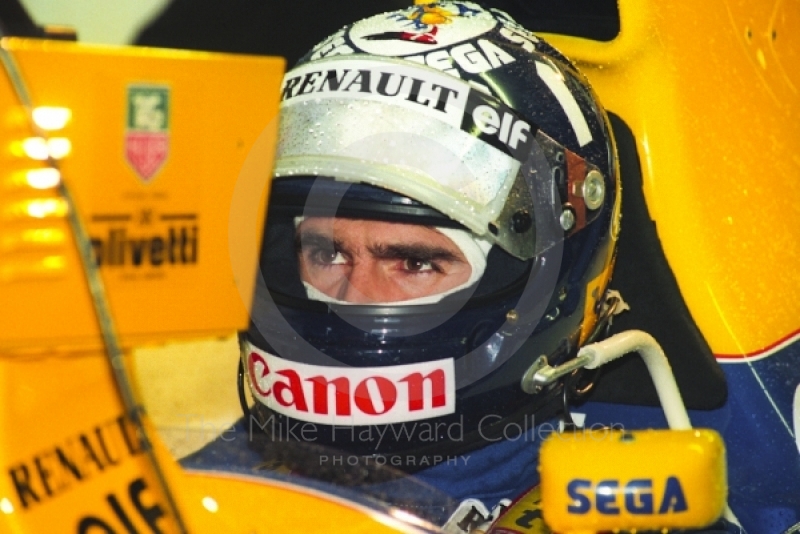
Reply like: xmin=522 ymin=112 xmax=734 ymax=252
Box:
xmin=126 ymin=85 xmax=170 ymax=181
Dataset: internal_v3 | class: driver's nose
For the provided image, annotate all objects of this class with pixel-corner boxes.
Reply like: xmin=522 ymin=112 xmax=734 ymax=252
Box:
xmin=337 ymin=260 xmax=387 ymax=303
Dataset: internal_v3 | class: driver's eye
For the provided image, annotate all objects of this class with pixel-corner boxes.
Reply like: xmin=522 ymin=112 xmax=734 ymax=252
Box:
xmin=310 ymin=248 xmax=345 ymax=266
xmin=403 ymin=258 xmax=432 ymax=272
xmin=317 ymin=250 xmax=337 ymax=263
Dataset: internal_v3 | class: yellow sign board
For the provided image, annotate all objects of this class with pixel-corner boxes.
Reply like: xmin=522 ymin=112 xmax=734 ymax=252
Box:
xmin=0 ymin=37 xmax=283 ymax=351
xmin=539 ymin=429 xmax=727 ymax=532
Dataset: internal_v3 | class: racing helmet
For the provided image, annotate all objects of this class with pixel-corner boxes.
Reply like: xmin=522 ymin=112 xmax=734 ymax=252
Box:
xmin=241 ymin=1 xmax=620 ymax=472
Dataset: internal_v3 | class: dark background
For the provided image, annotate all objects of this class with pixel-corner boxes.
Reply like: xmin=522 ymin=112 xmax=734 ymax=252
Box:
xmin=132 ymin=0 xmax=620 ymax=66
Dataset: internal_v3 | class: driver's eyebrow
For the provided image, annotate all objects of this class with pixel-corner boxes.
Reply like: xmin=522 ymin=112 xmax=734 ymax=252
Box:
xmin=367 ymin=242 xmax=463 ymax=262
xmin=294 ymin=229 xmax=341 ymax=253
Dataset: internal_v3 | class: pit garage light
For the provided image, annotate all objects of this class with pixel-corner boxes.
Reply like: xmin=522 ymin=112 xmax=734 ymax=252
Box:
xmin=25 ymin=168 xmax=61 ymax=189
xmin=22 ymin=137 xmax=72 ymax=160
xmin=21 ymin=228 xmax=67 ymax=246
xmin=25 ymin=198 xmax=68 ymax=218
xmin=32 ymin=106 xmax=71 ymax=131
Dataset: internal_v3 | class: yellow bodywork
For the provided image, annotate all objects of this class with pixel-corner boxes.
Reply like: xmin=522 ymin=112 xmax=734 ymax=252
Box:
xmin=0 ymin=38 xmax=409 ymax=532
xmin=545 ymin=0 xmax=800 ymax=358
xmin=0 ymin=351 xmax=412 ymax=533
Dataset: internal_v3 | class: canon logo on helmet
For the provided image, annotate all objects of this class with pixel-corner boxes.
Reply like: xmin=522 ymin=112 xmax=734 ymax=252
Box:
xmin=245 ymin=345 xmax=456 ymax=425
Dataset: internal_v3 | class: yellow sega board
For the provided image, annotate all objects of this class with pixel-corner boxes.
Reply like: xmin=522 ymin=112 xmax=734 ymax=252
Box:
xmin=539 ymin=430 xmax=727 ymax=533
xmin=543 ymin=1 xmax=800 ymax=359
xmin=0 ymin=37 xmax=282 ymax=351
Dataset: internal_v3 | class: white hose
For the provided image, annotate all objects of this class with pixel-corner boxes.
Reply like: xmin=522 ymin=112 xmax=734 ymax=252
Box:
xmin=578 ymin=329 xmax=692 ymax=430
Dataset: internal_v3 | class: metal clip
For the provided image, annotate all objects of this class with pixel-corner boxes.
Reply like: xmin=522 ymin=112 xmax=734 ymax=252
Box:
xmin=520 ymin=352 xmax=594 ymax=394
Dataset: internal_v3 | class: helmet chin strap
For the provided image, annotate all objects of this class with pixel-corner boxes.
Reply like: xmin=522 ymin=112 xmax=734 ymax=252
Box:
xmin=303 ymin=227 xmax=493 ymax=306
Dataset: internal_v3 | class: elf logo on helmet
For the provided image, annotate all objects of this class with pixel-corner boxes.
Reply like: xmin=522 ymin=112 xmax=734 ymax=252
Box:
xmin=462 ymin=90 xmax=534 ymax=162
xmin=246 ymin=346 xmax=456 ymax=425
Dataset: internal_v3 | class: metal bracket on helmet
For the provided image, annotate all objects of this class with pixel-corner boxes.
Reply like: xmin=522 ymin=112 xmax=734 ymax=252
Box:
xmin=535 ymin=132 xmax=606 ymax=237
xmin=520 ymin=353 xmax=594 ymax=394
xmin=520 ymin=291 xmax=623 ymax=394
xmin=488 ymin=128 xmax=607 ymax=261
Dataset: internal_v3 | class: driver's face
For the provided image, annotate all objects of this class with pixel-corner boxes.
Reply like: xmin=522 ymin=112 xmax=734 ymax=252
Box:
xmin=296 ymin=217 xmax=472 ymax=303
